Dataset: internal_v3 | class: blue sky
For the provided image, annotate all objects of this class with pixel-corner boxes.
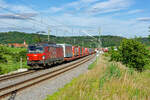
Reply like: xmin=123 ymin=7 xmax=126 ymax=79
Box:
xmin=0 ymin=0 xmax=150 ymax=37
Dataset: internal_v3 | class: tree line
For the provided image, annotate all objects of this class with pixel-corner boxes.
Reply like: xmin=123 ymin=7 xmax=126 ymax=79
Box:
xmin=0 ymin=31 xmax=126 ymax=48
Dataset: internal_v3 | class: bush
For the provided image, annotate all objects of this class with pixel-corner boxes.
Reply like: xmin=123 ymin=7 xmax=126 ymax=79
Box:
xmin=109 ymin=47 xmax=122 ymax=62
xmin=19 ymin=50 xmax=27 ymax=62
xmin=12 ymin=50 xmax=27 ymax=62
xmin=0 ymin=54 xmax=7 ymax=63
xmin=0 ymin=66 xmax=2 ymax=75
xmin=110 ymin=39 xmax=150 ymax=71
xmin=0 ymin=46 xmax=28 ymax=74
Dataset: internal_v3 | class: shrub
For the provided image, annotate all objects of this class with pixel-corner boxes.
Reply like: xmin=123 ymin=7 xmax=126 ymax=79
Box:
xmin=110 ymin=39 xmax=150 ymax=71
xmin=110 ymin=49 xmax=122 ymax=62
xmin=0 ymin=66 xmax=2 ymax=75
xmin=0 ymin=54 xmax=7 ymax=63
xmin=119 ymin=39 xmax=150 ymax=71
xmin=12 ymin=50 xmax=27 ymax=62
xmin=19 ymin=50 xmax=27 ymax=62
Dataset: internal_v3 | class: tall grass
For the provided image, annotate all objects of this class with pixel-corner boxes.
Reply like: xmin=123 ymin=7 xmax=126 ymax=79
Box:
xmin=99 ymin=63 xmax=121 ymax=89
xmin=46 ymin=55 xmax=150 ymax=100
xmin=88 ymin=56 xmax=99 ymax=70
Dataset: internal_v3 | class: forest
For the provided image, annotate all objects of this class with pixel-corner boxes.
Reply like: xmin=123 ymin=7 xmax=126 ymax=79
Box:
xmin=0 ymin=31 xmax=126 ymax=47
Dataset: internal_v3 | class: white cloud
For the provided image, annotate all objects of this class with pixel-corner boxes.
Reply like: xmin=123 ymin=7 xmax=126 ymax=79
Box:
xmin=0 ymin=0 xmax=8 ymax=8
xmin=127 ymin=9 xmax=144 ymax=14
xmin=49 ymin=7 xmax=63 ymax=13
xmin=46 ymin=0 xmax=99 ymax=13
xmin=0 ymin=0 xmax=149 ymax=38
xmin=45 ymin=0 xmax=132 ymax=15
xmin=10 ymin=5 xmax=37 ymax=13
xmin=0 ymin=0 xmax=37 ymax=13
xmin=109 ymin=9 xmax=144 ymax=17
xmin=0 ymin=13 xmax=38 ymax=20
xmin=137 ymin=17 xmax=150 ymax=21
xmin=46 ymin=13 xmax=149 ymax=37
xmin=80 ymin=0 xmax=98 ymax=3
xmin=0 ymin=1 xmax=41 ymax=32
xmin=88 ymin=0 xmax=132 ymax=14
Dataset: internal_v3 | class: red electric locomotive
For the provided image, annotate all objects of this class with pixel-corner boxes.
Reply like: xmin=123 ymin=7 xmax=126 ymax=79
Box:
xmin=27 ymin=44 xmax=64 ymax=68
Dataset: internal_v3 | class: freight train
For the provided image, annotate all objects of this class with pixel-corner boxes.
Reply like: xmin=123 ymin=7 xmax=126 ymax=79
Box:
xmin=27 ymin=43 xmax=96 ymax=68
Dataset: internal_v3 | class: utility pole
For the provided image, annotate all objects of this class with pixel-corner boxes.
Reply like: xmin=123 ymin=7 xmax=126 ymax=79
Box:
xmin=20 ymin=57 xmax=22 ymax=69
xmin=79 ymin=29 xmax=82 ymax=47
xmin=79 ymin=29 xmax=81 ymax=36
xmin=72 ymin=28 xmax=76 ymax=45
xmin=56 ymin=28 xmax=58 ymax=36
xmin=98 ymin=27 xmax=102 ymax=49
xmin=72 ymin=28 xmax=74 ymax=35
xmin=74 ymin=38 xmax=76 ymax=45
xmin=48 ymin=29 xmax=50 ymax=42
xmin=82 ymin=41 xmax=84 ymax=47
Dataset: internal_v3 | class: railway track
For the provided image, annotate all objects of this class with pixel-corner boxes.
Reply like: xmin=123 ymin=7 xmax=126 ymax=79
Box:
xmin=0 ymin=70 xmax=36 ymax=82
xmin=0 ymin=55 xmax=95 ymax=99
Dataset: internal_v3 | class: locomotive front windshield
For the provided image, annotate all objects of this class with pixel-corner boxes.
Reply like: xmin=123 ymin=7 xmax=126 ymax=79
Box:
xmin=28 ymin=46 xmax=44 ymax=53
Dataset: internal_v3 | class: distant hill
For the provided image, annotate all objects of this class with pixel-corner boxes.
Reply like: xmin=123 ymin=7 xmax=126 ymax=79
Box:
xmin=0 ymin=31 xmax=128 ymax=47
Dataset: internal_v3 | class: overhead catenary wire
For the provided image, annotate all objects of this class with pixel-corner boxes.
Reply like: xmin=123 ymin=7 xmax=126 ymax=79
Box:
xmin=0 ymin=0 xmax=99 ymax=48
xmin=16 ymin=0 xmax=71 ymax=32
xmin=17 ymin=0 xmax=97 ymax=37
xmin=0 ymin=0 xmax=98 ymax=38
xmin=0 ymin=6 xmax=56 ymax=30
xmin=0 ymin=20 xmax=36 ymax=31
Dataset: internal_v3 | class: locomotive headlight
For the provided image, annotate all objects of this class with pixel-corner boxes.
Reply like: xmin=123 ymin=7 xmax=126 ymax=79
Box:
xmin=42 ymin=56 xmax=45 ymax=60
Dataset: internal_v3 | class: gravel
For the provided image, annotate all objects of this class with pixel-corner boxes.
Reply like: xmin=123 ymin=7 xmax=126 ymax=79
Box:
xmin=6 ymin=55 xmax=96 ymax=100
xmin=0 ymin=56 xmax=89 ymax=89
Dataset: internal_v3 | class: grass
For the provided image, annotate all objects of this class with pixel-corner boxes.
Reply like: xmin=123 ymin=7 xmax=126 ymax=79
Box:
xmin=45 ymin=55 xmax=150 ymax=100
xmin=88 ymin=56 xmax=99 ymax=70
xmin=99 ymin=63 xmax=122 ymax=89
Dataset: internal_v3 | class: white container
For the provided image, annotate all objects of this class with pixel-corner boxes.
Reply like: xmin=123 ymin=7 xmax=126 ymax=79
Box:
xmin=57 ymin=44 xmax=73 ymax=58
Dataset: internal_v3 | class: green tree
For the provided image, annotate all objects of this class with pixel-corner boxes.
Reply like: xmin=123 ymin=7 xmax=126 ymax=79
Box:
xmin=119 ymin=39 xmax=150 ymax=71
xmin=148 ymin=35 xmax=150 ymax=42
xmin=12 ymin=50 xmax=27 ymax=62
xmin=109 ymin=46 xmax=122 ymax=62
xmin=34 ymin=35 xmax=41 ymax=43
xmin=0 ymin=46 xmax=7 ymax=63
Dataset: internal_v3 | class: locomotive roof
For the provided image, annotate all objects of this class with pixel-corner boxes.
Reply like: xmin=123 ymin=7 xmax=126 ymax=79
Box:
xmin=57 ymin=44 xmax=72 ymax=46
xmin=29 ymin=43 xmax=61 ymax=48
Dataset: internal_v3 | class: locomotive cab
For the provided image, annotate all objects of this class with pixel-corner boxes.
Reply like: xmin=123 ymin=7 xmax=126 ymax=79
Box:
xmin=27 ymin=45 xmax=46 ymax=67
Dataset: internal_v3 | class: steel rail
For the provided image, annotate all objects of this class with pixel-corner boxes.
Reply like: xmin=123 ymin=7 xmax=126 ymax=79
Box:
xmin=0 ymin=70 xmax=36 ymax=82
xmin=0 ymin=55 xmax=95 ymax=99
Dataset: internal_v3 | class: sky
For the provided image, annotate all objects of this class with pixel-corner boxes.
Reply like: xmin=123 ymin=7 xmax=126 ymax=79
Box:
xmin=0 ymin=0 xmax=150 ymax=37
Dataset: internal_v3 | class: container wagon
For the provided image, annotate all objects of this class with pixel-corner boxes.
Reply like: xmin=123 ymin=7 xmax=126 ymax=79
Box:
xmin=57 ymin=44 xmax=73 ymax=61
xmin=78 ymin=47 xmax=82 ymax=57
xmin=72 ymin=46 xmax=78 ymax=57
xmin=82 ymin=48 xmax=85 ymax=56
xmin=85 ymin=48 xmax=89 ymax=55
